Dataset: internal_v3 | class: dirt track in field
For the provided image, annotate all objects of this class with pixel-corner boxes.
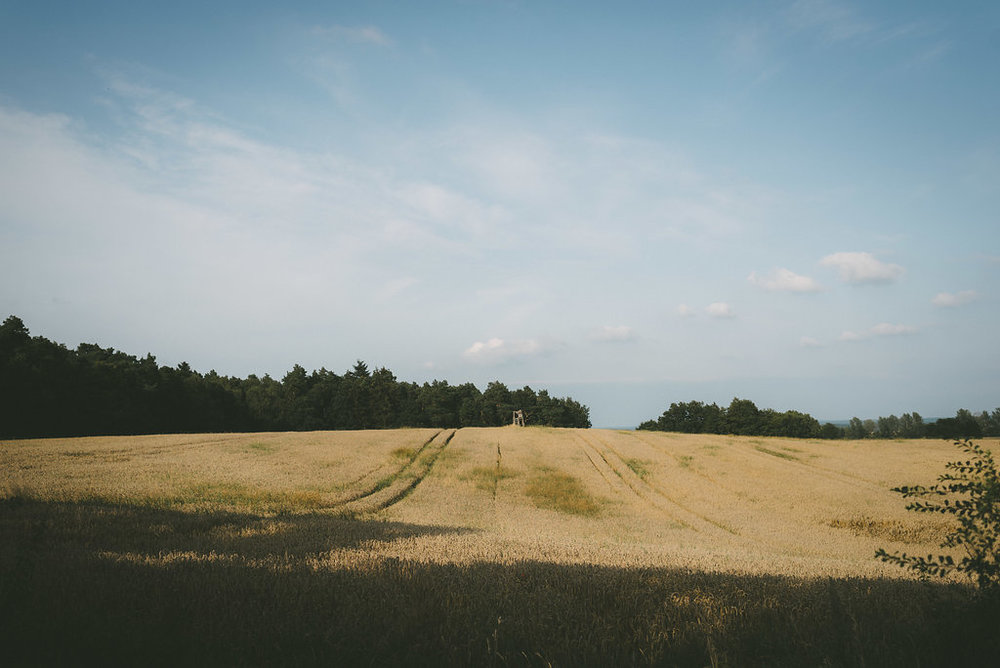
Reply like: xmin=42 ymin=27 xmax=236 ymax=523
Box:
xmin=2 ymin=427 xmax=981 ymax=578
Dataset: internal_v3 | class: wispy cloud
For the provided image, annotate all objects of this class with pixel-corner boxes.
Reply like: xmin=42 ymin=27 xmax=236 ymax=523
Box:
xmin=871 ymin=322 xmax=916 ymax=336
xmin=395 ymin=180 xmax=510 ymax=246
xmin=821 ymin=252 xmax=904 ymax=285
xmin=800 ymin=336 xmax=822 ymax=347
xmin=676 ymin=302 xmax=736 ymax=319
xmin=840 ymin=323 xmax=917 ymax=341
xmin=784 ymin=0 xmax=874 ymax=43
xmin=781 ymin=1 xmax=951 ymax=75
xmin=313 ymin=25 xmax=392 ymax=47
xmin=591 ymin=325 xmax=636 ymax=343
xmin=706 ymin=302 xmax=735 ymax=319
xmin=462 ymin=337 xmax=552 ymax=364
xmin=455 ymin=130 xmax=556 ymax=203
xmin=747 ymin=267 xmax=822 ymax=292
xmin=932 ymin=290 xmax=978 ymax=308
xmin=426 ymin=125 xmax=773 ymax=253
xmin=906 ymin=41 xmax=951 ymax=67
xmin=377 ymin=277 xmax=418 ymax=301
xmin=0 ymin=80 xmax=525 ymax=367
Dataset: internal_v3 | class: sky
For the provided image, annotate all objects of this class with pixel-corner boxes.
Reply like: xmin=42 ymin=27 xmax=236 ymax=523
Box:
xmin=1 ymin=1 xmax=998 ymax=427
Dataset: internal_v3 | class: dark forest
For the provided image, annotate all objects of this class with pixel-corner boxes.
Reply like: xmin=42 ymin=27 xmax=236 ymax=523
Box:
xmin=0 ymin=315 xmax=590 ymax=438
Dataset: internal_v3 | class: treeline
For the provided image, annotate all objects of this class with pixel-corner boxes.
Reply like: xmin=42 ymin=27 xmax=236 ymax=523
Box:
xmin=842 ymin=409 xmax=1000 ymax=440
xmin=637 ymin=398 xmax=839 ymax=438
xmin=0 ymin=315 xmax=590 ymax=439
xmin=637 ymin=398 xmax=1000 ymax=440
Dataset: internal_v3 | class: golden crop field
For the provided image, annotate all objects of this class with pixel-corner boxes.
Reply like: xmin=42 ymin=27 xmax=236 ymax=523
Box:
xmin=2 ymin=428 xmax=997 ymax=666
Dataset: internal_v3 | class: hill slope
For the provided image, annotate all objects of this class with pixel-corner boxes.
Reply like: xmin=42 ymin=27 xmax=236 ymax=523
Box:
xmin=2 ymin=427 xmax=976 ymax=578
xmin=4 ymin=428 xmax=998 ymax=665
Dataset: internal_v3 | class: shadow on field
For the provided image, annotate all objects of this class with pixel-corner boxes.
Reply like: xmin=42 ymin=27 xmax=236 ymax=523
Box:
xmin=1 ymin=496 xmax=998 ymax=667
xmin=0 ymin=495 xmax=476 ymax=559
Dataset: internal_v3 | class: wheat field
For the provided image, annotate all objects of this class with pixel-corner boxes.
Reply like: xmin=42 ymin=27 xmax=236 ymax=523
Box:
xmin=2 ymin=428 xmax=997 ymax=665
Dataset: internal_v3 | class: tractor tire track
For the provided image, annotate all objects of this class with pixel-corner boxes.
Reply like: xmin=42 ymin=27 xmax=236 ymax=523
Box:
xmin=347 ymin=429 xmax=457 ymax=514
xmin=632 ymin=432 xmax=768 ymax=509
xmin=492 ymin=441 xmax=502 ymax=503
xmin=630 ymin=431 xmax=776 ymax=518
xmin=634 ymin=431 xmax=884 ymax=496
xmin=332 ymin=430 xmax=443 ymax=505
xmin=739 ymin=441 xmax=886 ymax=494
xmin=628 ymin=431 xmax=897 ymax=557
xmin=575 ymin=432 xmax=736 ymax=534
xmin=633 ymin=432 xmax=733 ymax=489
xmin=583 ymin=432 xmax=753 ymax=537
xmin=579 ymin=440 xmax=633 ymax=497
xmin=134 ymin=435 xmax=253 ymax=457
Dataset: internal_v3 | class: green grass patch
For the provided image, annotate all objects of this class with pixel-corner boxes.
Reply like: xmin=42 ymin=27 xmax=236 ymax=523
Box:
xmin=828 ymin=516 xmax=951 ymax=544
xmin=624 ymin=458 xmax=651 ymax=480
xmin=246 ymin=442 xmax=276 ymax=453
xmin=371 ymin=475 xmax=397 ymax=494
xmin=432 ymin=448 xmax=466 ymax=468
xmin=19 ymin=483 xmax=329 ymax=514
xmin=391 ymin=447 xmax=416 ymax=460
xmin=526 ymin=470 xmax=601 ymax=517
xmin=677 ymin=455 xmax=694 ymax=469
xmin=754 ymin=445 xmax=799 ymax=461
xmin=463 ymin=466 xmax=518 ymax=492
xmin=163 ymin=483 xmax=325 ymax=512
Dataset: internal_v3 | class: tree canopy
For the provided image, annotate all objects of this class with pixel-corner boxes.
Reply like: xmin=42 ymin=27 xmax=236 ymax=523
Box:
xmin=637 ymin=398 xmax=830 ymax=439
xmin=637 ymin=398 xmax=1000 ymax=440
xmin=0 ymin=315 xmax=590 ymax=438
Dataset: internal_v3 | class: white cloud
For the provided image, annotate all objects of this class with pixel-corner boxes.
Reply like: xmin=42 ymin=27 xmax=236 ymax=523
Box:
xmin=820 ymin=252 xmax=904 ymax=284
xmin=1 ymin=85 xmax=522 ymax=372
xmin=592 ymin=325 xmax=636 ymax=343
xmin=462 ymin=337 xmax=548 ymax=364
xmin=871 ymin=322 xmax=917 ymax=336
xmin=747 ymin=267 xmax=822 ymax=292
xmin=932 ymin=290 xmax=978 ymax=308
xmin=840 ymin=323 xmax=917 ymax=341
xmin=800 ymin=336 xmax=822 ymax=347
xmin=706 ymin=302 xmax=735 ymax=318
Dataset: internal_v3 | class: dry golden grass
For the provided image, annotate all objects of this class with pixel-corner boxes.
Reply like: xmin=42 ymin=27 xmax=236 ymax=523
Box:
xmin=3 ymin=427 xmax=989 ymax=579
xmin=3 ymin=428 xmax=998 ymax=665
xmin=0 ymin=429 xmax=439 ymax=513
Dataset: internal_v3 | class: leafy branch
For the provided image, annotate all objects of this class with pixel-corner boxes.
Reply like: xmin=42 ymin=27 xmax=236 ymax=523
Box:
xmin=876 ymin=440 xmax=1000 ymax=592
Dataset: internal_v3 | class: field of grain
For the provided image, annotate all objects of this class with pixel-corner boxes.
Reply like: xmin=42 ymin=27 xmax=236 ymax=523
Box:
xmin=2 ymin=428 xmax=997 ymax=665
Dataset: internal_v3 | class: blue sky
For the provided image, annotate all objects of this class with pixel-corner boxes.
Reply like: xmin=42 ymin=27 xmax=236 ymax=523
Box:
xmin=1 ymin=1 xmax=998 ymax=427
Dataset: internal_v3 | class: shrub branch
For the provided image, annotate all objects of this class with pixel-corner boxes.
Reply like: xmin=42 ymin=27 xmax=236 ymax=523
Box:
xmin=876 ymin=440 xmax=1000 ymax=592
